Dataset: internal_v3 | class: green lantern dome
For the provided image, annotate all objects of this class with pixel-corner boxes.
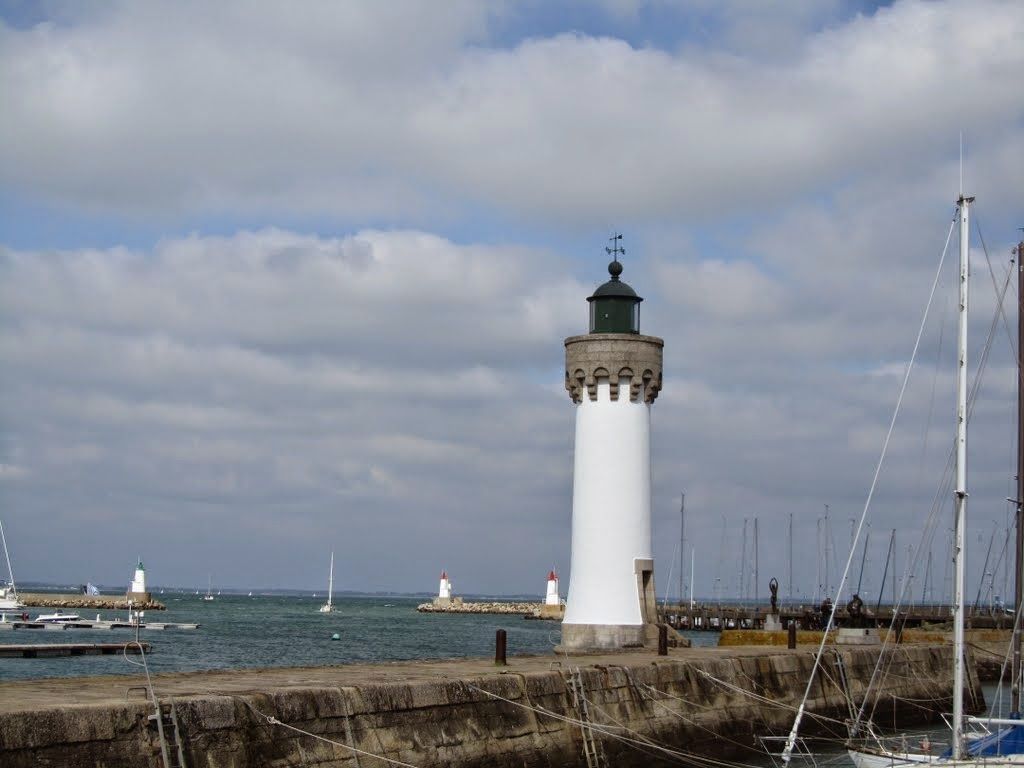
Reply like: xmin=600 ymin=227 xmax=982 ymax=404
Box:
xmin=587 ymin=259 xmax=642 ymax=334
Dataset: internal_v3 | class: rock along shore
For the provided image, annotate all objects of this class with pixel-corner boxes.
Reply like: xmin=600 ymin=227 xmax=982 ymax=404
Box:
xmin=15 ymin=593 xmax=166 ymax=611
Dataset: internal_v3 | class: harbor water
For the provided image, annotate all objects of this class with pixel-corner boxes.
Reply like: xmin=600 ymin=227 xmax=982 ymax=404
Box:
xmin=1 ymin=594 xmax=1014 ymax=768
xmin=0 ymin=593 xmax=717 ymax=681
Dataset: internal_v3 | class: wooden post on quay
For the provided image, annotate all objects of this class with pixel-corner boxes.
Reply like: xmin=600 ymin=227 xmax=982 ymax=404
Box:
xmin=495 ymin=629 xmax=507 ymax=666
xmin=787 ymin=621 xmax=797 ymax=649
xmin=658 ymin=624 xmax=668 ymax=656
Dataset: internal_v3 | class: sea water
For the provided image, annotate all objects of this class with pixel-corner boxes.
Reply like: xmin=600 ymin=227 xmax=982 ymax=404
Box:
xmin=2 ymin=600 xmax=1015 ymax=768
xmin=0 ymin=593 xmax=718 ymax=681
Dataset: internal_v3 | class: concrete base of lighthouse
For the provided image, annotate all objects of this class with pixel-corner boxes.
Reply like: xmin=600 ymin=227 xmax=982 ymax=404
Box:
xmin=558 ymin=558 xmax=687 ymax=651
xmin=557 ymin=622 xmax=687 ymax=652
xmin=559 ymin=623 xmax=649 ymax=650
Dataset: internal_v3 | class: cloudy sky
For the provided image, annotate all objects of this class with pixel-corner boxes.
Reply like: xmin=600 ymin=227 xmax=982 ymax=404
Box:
xmin=1 ymin=0 xmax=1022 ymax=603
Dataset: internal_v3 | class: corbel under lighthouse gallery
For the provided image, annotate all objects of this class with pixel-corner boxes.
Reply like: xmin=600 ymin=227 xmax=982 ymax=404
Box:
xmin=561 ymin=253 xmax=666 ymax=650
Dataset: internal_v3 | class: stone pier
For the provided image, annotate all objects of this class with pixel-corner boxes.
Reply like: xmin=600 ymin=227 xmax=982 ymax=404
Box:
xmin=0 ymin=644 xmax=981 ymax=767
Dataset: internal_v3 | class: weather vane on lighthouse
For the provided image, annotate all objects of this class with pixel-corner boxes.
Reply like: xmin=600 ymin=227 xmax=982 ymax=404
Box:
xmin=605 ymin=232 xmax=626 ymax=263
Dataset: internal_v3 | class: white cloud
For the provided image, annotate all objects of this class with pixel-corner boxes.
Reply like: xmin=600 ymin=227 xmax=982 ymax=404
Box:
xmin=1 ymin=0 xmax=1020 ymax=225
xmin=1 ymin=1 xmax=1021 ymax=598
xmin=0 ymin=229 xmax=583 ymax=588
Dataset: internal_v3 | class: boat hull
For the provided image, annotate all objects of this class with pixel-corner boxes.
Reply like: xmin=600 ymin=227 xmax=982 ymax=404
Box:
xmin=850 ymin=748 xmax=1024 ymax=768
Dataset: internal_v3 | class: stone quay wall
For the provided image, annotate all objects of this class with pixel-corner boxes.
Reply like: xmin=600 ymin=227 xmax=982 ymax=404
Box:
xmin=0 ymin=645 xmax=979 ymax=768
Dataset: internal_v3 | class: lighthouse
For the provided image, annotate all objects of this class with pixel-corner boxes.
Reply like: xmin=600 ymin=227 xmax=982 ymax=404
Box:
xmin=561 ymin=238 xmax=664 ymax=650
xmin=433 ymin=570 xmax=461 ymax=608
xmin=545 ymin=570 xmax=560 ymax=606
xmin=127 ymin=559 xmax=151 ymax=604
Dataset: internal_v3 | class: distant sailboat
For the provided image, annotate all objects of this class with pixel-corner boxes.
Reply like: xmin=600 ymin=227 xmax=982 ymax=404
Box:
xmin=0 ymin=519 xmax=24 ymax=611
xmin=203 ymin=575 xmax=215 ymax=601
xmin=319 ymin=552 xmax=336 ymax=613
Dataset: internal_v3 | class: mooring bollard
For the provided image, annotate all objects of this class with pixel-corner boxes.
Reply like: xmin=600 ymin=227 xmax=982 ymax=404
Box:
xmin=495 ymin=629 xmax=507 ymax=666
xmin=658 ymin=624 xmax=668 ymax=656
xmin=787 ymin=621 xmax=797 ymax=649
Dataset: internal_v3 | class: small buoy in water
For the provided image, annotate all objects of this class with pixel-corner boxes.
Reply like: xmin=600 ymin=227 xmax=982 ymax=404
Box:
xmin=331 ymin=633 xmax=340 ymax=641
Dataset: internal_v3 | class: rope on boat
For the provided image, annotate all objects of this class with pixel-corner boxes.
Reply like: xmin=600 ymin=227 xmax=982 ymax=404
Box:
xmin=459 ymin=680 xmax=695 ymax=765
xmin=619 ymin=667 xmax=771 ymax=760
xmin=577 ymin=686 xmax=722 ymax=767
xmin=212 ymin=664 xmax=839 ymax=768
xmin=263 ymin=717 xmax=422 ymax=768
xmin=634 ymin=681 xmax=793 ymax=756
xmin=782 ymin=215 xmax=958 ymax=763
xmin=857 ymin=260 xmax=1017 ymax=726
xmin=236 ymin=697 xmax=422 ymax=768
xmin=690 ymin=668 xmax=847 ymax=728
xmin=463 ymin=674 xmax=773 ymax=768
xmin=973 ymin=212 xmax=1021 ymax=367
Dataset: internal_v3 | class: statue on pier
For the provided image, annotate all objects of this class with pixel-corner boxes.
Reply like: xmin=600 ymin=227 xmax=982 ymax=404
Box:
xmin=846 ymin=593 xmax=865 ymax=628
xmin=764 ymin=577 xmax=783 ymax=631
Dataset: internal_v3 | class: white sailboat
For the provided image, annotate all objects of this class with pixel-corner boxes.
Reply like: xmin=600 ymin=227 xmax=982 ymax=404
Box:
xmin=0 ymin=519 xmax=23 ymax=611
xmin=203 ymin=575 xmax=215 ymax=601
xmin=319 ymin=551 xmax=335 ymax=613
xmin=782 ymin=196 xmax=1024 ymax=768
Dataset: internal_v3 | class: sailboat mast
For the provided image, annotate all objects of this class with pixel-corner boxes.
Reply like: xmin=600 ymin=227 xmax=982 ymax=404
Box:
xmin=0 ymin=519 xmax=16 ymax=596
xmin=328 ymin=551 xmax=334 ymax=606
xmin=1013 ymin=238 xmax=1024 ymax=714
xmin=788 ymin=512 xmax=793 ymax=601
xmin=740 ymin=518 xmax=747 ymax=601
xmin=952 ymin=193 xmax=972 ymax=759
xmin=857 ymin=529 xmax=870 ymax=595
xmin=689 ymin=546 xmax=695 ymax=608
xmin=679 ymin=493 xmax=685 ymax=607
xmin=824 ymin=504 xmax=830 ymax=597
xmin=754 ymin=517 xmax=759 ymax=606
xmin=876 ymin=528 xmax=896 ymax=614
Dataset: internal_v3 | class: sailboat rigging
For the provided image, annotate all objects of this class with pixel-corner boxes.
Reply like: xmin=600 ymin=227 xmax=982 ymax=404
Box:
xmin=0 ymin=519 xmax=23 ymax=611
xmin=319 ymin=551 xmax=335 ymax=613
xmin=1012 ymin=237 xmax=1024 ymax=717
xmin=780 ymin=197 xmax=1024 ymax=768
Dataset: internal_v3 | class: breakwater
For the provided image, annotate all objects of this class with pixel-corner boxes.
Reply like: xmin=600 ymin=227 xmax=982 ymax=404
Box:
xmin=16 ymin=593 xmax=166 ymax=611
xmin=0 ymin=643 xmax=980 ymax=767
xmin=416 ymin=600 xmax=537 ymax=615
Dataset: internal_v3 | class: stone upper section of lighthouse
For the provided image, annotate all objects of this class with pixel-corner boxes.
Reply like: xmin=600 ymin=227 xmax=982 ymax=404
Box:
xmin=565 ymin=256 xmax=663 ymax=404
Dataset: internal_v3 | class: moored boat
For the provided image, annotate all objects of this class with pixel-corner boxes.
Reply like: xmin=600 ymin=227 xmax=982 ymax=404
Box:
xmin=34 ymin=610 xmax=83 ymax=623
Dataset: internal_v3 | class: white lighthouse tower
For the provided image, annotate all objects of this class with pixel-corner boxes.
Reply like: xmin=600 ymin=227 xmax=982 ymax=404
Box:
xmin=545 ymin=570 xmax=560 ymax=606
xmin=127 ymin=559 xmax=151 ymax=603
xmin=433 ymin=570 xmax=461 ymax=608
xmin=561 ymin=240 xmax=664 ymax=650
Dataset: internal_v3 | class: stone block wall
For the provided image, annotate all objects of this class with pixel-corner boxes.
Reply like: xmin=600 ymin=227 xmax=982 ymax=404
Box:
xmin=0 ymin=645 xmax=979 ymax=767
